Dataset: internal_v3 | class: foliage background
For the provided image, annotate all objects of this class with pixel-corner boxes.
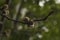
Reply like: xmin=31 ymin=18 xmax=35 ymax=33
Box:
xmin=0 ymin=0 xmax=60 ymax=40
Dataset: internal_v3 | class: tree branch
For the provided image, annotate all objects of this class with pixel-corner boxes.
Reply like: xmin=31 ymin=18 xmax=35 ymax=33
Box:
xmin=34 ymin=10 xmax=54 ymax=21
xmin=0 ymin=13 xmax=25 ymax=24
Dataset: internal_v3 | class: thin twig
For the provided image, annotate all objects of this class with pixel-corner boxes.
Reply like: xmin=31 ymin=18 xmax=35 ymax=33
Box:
xmin=0 ymin=9 xmax=56 ymax=23
xmin=0 ymin=13 xmax=25 ymax=24
xmin=34 ymin=10 xmax=54 ymax=21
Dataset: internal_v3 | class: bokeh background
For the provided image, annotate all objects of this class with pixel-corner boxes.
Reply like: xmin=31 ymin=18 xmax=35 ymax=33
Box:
xmin=0 ymin=0 xmax=60 ymax=40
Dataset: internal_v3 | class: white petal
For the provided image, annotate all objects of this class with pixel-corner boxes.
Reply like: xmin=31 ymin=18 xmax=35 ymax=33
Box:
xmin=24 ymin=0 xmax=27 ymax=2
xmin=55 ymin=0 xmax=60 ymax=4
xmin=21 ymin=8 xmax=28 ymax=19
xmin=46 ymin=0 xmax=49 ymax=2
xmin=39 ymin=0 xmax=45 ymax=7
xmin=29 ymin=36 xmax=33 ymax=40
xmin=36 ymin=33 xmax=43 ymax=39
xmin=17 ymin=25 xmax=23 ymax=30
xmin=42 ymin=26 xmax=49 ymax=32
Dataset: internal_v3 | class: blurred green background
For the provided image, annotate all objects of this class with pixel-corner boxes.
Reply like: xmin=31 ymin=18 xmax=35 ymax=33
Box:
xmin=0 ymin=0 xmax=60 ymax=40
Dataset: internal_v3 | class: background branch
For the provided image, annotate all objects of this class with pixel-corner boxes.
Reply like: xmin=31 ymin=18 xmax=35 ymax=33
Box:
xmin=34 ymin=10 xmax=54 ymax=21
